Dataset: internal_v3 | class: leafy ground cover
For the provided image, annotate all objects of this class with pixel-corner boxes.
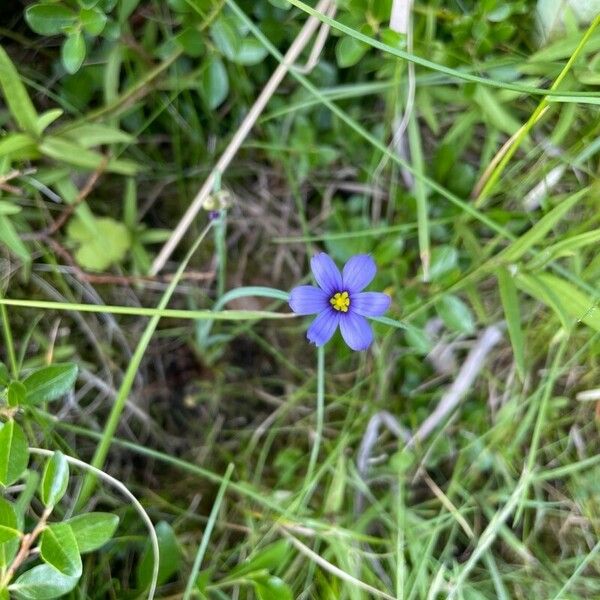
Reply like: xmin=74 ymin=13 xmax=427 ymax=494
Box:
xmin=1 ymin=0 xmax=600 ymax=598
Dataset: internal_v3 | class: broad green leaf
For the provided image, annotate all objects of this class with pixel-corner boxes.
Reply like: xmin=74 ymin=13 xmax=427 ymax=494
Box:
xmin=9 ymin=564 xmax=78 ymax=599
xmin=40 ymin=523 xmax=82 ymax=577
xmin=66 ymin=512 xmax=119 ymax=553
xmin=0 ymin=47 xmax=40 ymax=137
xmin=436 ymin=295 xmax=475 ymax=335
xmin=210 ymin=18 xmax=240 ymax=60
xmin=7 ymin=381 xmax=26 ymax=407
xmin=252 ymin=575 xmax=293 ymax=600
xmin=39 ymin=136 xmax=139 ymax=175
xmin=226 ymin=540 xmax=291 ymax=580
xmin=335 ymin=36 xmax=368 ymax=68
xmin=137 ymin=521 xmax=181 ymax=588
xmin=0 ymin=214 xmax=31 ymax=264
xmin=0 ymin=133 xmax=37 ymax=159
xmin=36 ymin=109 xmax=63 ymax=133
xmin=80 ymin=7 xmax=107 ymax=35
xmin=234 ymin=38 xmax=268 ymax=65
xmin=0 ymin=497 xmax=19 ymax=543
xmin=176 ymin=27 xmax=205 ymax=57
xmin=497 ymin=267 xmax=526 ymax=381
xmin=202 ymin=56 xmax=229 ymax=109
xmin=23 ymin=363 xmax=78 ymax=405
xmin=516 ymin=272 xmax=600 ymax=332
xmin=67 ymin=217 xmax=131 ymax=270
xmin=0 ymin=420 xmax=29 ymax=487
xmin=25 ymin=4 xmax=76 ymax=36
xmin=61 ymin=32 xmax=86 ymax=74
xmin=61 ymin=123 xmax=133 ymax=147
xmin=501 ymin=188 xmax=588 ymax=263
xmin=41 ymin=452 xmax=69 ymax=508
xmin=428 ymin=245 xmax=459 ymax=282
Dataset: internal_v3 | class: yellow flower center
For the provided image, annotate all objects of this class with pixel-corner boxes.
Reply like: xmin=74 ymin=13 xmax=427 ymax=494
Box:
xmin=330 ymin=291 xmax=350 ymax=312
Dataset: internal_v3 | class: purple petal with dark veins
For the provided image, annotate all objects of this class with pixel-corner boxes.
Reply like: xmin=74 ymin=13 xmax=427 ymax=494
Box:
xmin=339 ymin=311 xmax=373 ymax=351
xmin=351 ymin=292 xmax=391 ymax=317
xmin=311 ymin=253 xmax=342 ymax=295
xmin=289 ymin=285 xmax=329 ymax=315
xmin=307 ymin=309 xmax=340 ymax=347
xmin=342 ymin=254 xmax=376 ymax=293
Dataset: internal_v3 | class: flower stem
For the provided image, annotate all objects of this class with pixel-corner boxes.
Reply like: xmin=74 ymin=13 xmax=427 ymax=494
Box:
xmin=305 ymin=345 xmax=325 ymax=490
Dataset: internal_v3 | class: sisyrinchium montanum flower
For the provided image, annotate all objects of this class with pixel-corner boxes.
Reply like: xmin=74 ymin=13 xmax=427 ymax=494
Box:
xmin=289 ymin=253 xmax=391 ymax=351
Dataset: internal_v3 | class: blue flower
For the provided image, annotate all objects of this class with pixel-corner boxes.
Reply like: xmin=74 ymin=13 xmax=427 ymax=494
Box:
xmin=289 ymin=253 xmax=391 ymax=351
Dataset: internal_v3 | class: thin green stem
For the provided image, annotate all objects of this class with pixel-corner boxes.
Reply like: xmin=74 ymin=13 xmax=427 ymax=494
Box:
xmin=0 ymin=303 xmax=18 ymax=378
xmin=304 ymin=345 xmax=325 ymax=491
xmin=182 ymin=463 xmax=234 ymax=600
xmin=0 ymin=298 xmax=292 ymax=322
xmin=76 ymin=223 xmax=213 ymax=508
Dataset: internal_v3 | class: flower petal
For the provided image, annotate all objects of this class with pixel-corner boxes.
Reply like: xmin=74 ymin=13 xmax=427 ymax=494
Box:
xmin=342 ymin=254 xmax=376 ymax=293
xmin=339 ymin=312 xmax=373 ymax=351
xmin=351 ymin=292 xmax=391 ymax=317
xmin=311 ymin=253 xmax=342 ymax=295
xmin=289 ymin=286 xmax=329 ymax=315
xmin=307 ymin=309 xmax=339 ymax=347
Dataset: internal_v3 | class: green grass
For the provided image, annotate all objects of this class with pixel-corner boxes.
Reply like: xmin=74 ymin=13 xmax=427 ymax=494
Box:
xmin=2 ymin=0 xmax=600 ymax=598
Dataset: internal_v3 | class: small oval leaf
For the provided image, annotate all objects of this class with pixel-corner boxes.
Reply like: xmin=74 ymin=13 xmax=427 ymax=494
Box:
xmin=23 ymin=363 xmax=78 ymax=405
xmin=40 ymin=523 xmax=82 ymax=578
xmin=41 ymin=452 xmax=69 ymax=508
xmin=0 ymin=420 xmax=29 ymax=487
xmin=66 ymin=512 xmax=119 ymax=554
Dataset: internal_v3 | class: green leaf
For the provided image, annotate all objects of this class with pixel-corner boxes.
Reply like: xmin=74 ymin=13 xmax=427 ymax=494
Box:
xmin=40 ymin=523 xmax=82 ymax=577
xmin=39 ymin=136 xmax=139 ymax=175
xmin=41 ymin=452 xmax=69 ymax=508
xmin=210 ymin=18 xmax=240 ymax=60
xmin=36 ymin=109 xmax=64 ymax=133
xmin=66 ymin=512 xmax=119 ymax=553
xmin=137 ymin=521 xmax=181 ymax=588
xmin=252 ymin=575 xmax=293 ymax=600
xmin=0 ymin=363 xmax=9 ymax=386
xmin=226 ymin=540 xmax=290 ymax=579
xmin=0 ymin=497 xmax=19 ymax=543
xmin=436 ymin=295 xmax=475 ymax=335
xmin=516 ymin=272 xmax=600 ymax=332
xmin=335 ymin=36 xmax=368 ymax=68
xmin=7 ymin=381 xmax=26 ymax=408
xmin=61 ymin=123 xmax=133 ymax=148
xmin=0 ymin=420 xmax=29 ymax=487
xmin=62 ymin=31 xmax=86 ymax=74
xmin=234 ymin=38 xmax=268 ymax=65
xmin=501 ymin=188 xmax=588 ymax=263
xmin=80 ymin=7 xmax=107 ymax=35
xmin=23 ymin=363 xmax=78 ymax=405
xmin=497 ymin=267 xmax=526 ymax=381
xmin=25 ymin=4 xmax=76 ymax=36
xmin=67 ymin=217 xmax=131 ymax=270
xmin=0 ymin=214 xmax=31 ymax=264
xmin=176 ymin=27 xmax=205 ymax=57
xmin=0 ymin=133 xmax=37 ymax=159
xmin=202 ymin=56 xmax=229 ymax=109
xmin=9 ymin=564 xmax=78 ymax=599
xmin=0 ymin=46 xmax=40 ymax=137
xmin=428 ymin=245 xmax=459 ymax=282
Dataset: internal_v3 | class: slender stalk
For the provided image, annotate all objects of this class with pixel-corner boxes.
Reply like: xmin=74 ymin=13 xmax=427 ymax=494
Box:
xmin=182 ymin=464 xmax=234 ymax=600
xmin=304 ymin=345 xmax=325 ymax=490
xmin=0 ymin=298 xmax=292 ymax=321
xmin=0 ymin=303 xmax=18 ymax=378
xmin=76 ymin=223 xmax=213 ymax=508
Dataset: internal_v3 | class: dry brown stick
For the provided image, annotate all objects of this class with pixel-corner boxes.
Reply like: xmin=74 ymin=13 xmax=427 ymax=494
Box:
xmin=1 ymin=506 xmax=52 ymax=588
xmin=149 ymin=0 xmax=334 ymax=275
